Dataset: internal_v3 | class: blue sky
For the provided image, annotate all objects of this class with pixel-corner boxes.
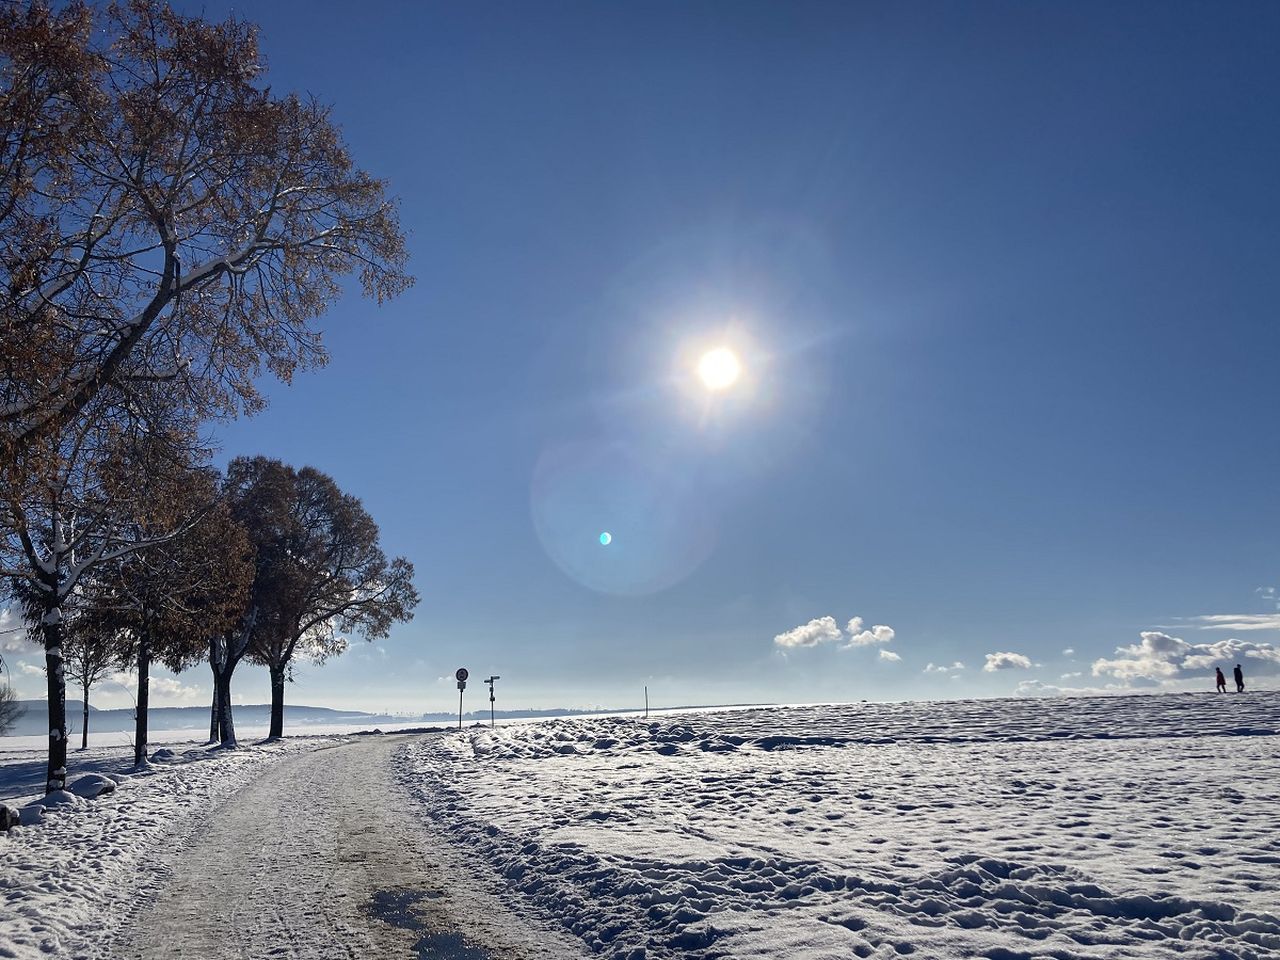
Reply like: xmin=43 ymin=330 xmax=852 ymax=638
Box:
xmin=10 ymin=0 xmax=1280 ymax=713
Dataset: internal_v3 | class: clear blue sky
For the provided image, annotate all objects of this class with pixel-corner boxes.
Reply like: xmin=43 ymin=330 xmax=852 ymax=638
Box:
xmin=15 ymin=1 xmax=1280 ymax=712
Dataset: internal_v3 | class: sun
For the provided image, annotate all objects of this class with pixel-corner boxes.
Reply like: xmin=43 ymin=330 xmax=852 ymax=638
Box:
xmin=697 ymin=347 xmax=742 ymax=391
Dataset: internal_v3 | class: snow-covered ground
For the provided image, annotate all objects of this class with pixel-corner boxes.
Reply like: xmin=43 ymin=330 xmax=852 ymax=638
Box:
xmin=402 ymin=692 xmax=1280 ymax=960
xmin=3 ymin=693 xmax=1277 ymax=960
xmin=0 ymin=737 xmax=341 ymax=959
xmin=0 ymin=719 xmax=439 ymax=754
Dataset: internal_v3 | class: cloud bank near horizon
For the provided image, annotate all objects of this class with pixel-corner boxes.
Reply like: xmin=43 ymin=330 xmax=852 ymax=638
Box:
xmin=1092 ymin=631 xmax=1280 ymax=683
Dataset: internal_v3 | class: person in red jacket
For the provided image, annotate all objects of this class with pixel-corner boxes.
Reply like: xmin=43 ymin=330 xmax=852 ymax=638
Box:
xmin=1215 ymin=668 xmax=1227 ymax=693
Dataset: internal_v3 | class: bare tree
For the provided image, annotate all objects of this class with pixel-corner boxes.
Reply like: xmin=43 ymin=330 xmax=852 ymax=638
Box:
xmin=0 ymin=1 xmax=412 ymax=462
xmin=63 ymin=618 xmax=115 ymax=751
xmin=230 ymin=457 xmax=418 ymax=739
xmin=0 ymin=601 xmax=30 ymax=734
xmin=0 ymin=672 xmax=22 ymax=735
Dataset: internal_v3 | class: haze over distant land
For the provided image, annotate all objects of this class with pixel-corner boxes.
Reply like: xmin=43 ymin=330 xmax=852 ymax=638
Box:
xmin=5 ymin=1 xmax=1280 ymax=713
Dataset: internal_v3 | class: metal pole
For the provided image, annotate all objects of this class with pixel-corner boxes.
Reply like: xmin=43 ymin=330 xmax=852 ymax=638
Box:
xmin=455 ymin=668 xmax=468 ymax=731
xmin=645 ymin=685 xmax=648 ymax=719
xmin=485 ymin=676 xmax=500 ymax=729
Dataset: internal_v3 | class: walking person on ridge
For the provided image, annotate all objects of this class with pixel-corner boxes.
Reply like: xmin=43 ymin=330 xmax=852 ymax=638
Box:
xmin=1215 ymin=668 xmax=1227 ymax=693
xmin=1234 ymin=664 xmax=1245 ymax=693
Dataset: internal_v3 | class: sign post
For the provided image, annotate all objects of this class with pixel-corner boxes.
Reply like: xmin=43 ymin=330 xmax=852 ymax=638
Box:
xmin=455 ymin=667 xmax=468 ymax=730
xmin=485 ymin=676 xmax=501 ymax=728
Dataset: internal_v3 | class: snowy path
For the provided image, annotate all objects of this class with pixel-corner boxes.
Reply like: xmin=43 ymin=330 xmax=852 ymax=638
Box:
xmin=114 ymin=735 xmax=583 ymax=960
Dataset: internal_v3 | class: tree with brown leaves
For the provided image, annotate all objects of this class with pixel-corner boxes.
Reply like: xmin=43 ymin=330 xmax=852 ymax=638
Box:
xmin=228 ymin=456 xmax=418 ymax=740
xmin=0 ymin=0 xmax=412 ymax=460
xmin=81 ymin=468 xmax=252 ymax=765
xmin=1 ymin=400 xmax=204 ymax=791
xmin=0 ymin=0 xmax=412 ymax=790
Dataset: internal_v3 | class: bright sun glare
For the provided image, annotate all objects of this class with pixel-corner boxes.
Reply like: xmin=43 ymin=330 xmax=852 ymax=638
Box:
xmin=697 ymin=347 xmax=742 ymax=391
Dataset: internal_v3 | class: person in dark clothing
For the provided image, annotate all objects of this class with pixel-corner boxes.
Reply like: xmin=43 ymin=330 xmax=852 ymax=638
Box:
xmin=1216 ymin=668 xmax=1227 ymax=693
xmin=1234 ymin=664 xmax=1245 ymax=693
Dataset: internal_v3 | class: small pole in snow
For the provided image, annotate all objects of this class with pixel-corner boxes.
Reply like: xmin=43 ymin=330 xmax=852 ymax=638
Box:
xmin=485 ymin=676 xmax=500 ymax=728
xmin=644 ymin=685 xmax=648 ymax=719
xmin=455 ymin=667 xmax=469 ymax=730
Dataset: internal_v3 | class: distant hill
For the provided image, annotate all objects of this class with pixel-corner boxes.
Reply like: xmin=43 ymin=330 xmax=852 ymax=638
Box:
xmin=5 ymin=699 xmax=774 ymax=738
xmin=14 ymin=698 xmax=95 ymax=714
xmin=6 ymin=703 xmax=613 ymax=736
xmin=4 ymin=701 xmax=396 ymax=738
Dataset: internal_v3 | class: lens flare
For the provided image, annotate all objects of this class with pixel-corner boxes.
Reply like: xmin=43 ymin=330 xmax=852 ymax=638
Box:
xmin=531 ymin=441 xmax=717 ymax=595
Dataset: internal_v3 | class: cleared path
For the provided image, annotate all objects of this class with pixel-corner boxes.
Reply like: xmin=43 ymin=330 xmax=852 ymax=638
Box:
xmin=115 ymin=735 xmax=580 ymax=960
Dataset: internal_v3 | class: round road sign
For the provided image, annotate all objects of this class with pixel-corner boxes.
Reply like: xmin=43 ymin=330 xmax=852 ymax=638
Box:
xmin=455 ymin=667 xmax=469 ymax=682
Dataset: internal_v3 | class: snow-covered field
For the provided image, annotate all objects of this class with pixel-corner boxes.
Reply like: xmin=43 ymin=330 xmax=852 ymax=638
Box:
xmin=0 ymin=719 xmax=438 ymax=754
xmin=0 ymin=737 xmax=340 ymax=958
xmin=403 ymin=692 xmax=1280 ymax=960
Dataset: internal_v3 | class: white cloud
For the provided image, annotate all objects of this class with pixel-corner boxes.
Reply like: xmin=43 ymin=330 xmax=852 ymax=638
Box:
xmin=1061 ymin=671 xmax=1082 ymax=679
xmin=104 ymin=672 xmax=203 ymax=703
xmin=983 ymin=651 xmax=1032 ymax=672
xmin=1092 ymin=630 xmax=1280 ymax=682
xmin=844 ymin=617 xmax=895 ymax=647
xmin=1015 ymin=679 xmax=1133 ymax=698
xmin=923 ymin=661 xmax=965 ymax=674
xmin=1062 ymin=647 xmax=1075 ymax=656
xmin=148 ymin=677 xmax=204 ymax=703
xmin=0 ymin=607 xmax=36 ymax=653
xmin=1166 ymin=614 xmax=1280 ymax=632
xmin=1180 ymin=638 xmax=1280 ymax=671
xmin=1091 ymin=632 xmax=1188 ymax=680
xmin=18 ymin=661 xmax=44 ymax=677
xmin=774 ymin=614 xmax=899 ymax=651
xmin=878 ymin=649 xmax=901 ymax=662
xmin=773 ymin=616 xmax=843 ymax=649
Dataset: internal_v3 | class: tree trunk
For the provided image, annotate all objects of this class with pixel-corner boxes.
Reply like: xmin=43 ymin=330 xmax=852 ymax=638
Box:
xmin=216 ymin=669 xmax=237 ymax=748
xmin=42 ymin=599 xmax=67 ymax=794
xmin=81 ymin=679 xmax=89 ymax=751
xmin=268 ymin=664 xmax=285 ymax=739
xmin=134 ymin=636 xmax=150 ymax=767
xmin=212 ymin=613 xmax=256 ymax=748
xmin=208 ymin=657 xmax=219 ymax=744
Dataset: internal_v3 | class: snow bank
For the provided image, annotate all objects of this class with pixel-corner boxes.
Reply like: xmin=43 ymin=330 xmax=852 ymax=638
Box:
xmin=0 ymin=738 xmax=337 ymax=959
xmin=402 ymin=692 xmax=1280 ymax=959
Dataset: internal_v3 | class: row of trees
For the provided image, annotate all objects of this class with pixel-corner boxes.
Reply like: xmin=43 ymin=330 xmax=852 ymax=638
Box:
xmin=47 ymin=454 xmax=416 ymax=765
xmin=0 ymin=2 xmax=416 ymax=792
